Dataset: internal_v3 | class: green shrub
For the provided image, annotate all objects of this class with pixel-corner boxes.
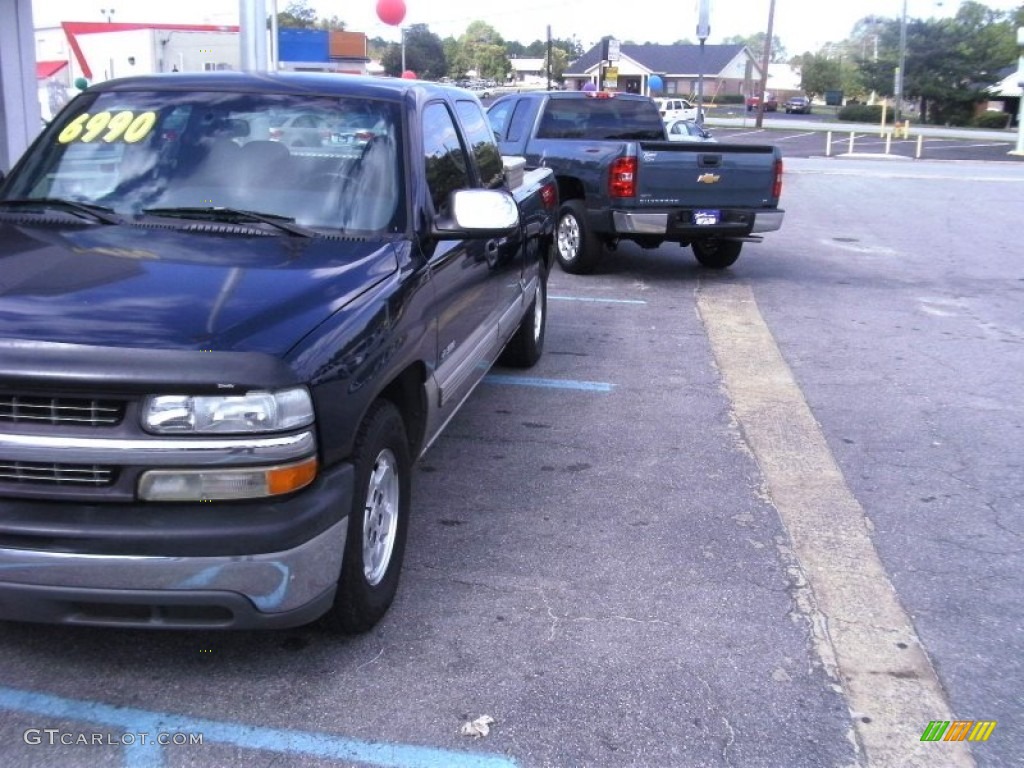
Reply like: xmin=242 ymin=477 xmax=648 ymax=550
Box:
xmin=837 ymin=104 xmax=893 ymax=123
xmin=710 ymin=94 xmax=745 ymax=105
xmin=970 ymin=112 xmax=1011 ymax=129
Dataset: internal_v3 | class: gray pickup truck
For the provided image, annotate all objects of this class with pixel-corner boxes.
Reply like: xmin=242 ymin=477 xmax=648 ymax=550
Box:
xmin=487 ymin=91 xmax=784 ymax=272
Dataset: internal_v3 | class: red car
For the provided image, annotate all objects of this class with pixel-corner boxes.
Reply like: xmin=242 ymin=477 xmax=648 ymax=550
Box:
xmin=746 ymin=92 xmax=778 ymax=112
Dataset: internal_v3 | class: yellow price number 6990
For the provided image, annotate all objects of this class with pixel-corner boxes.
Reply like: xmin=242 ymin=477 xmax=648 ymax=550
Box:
xmin=58 ymin=110 xmax=157 ymax=145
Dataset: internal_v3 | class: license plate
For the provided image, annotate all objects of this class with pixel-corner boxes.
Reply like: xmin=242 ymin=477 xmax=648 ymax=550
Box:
xmin=693 ymin=209 xmax=720 ymax=226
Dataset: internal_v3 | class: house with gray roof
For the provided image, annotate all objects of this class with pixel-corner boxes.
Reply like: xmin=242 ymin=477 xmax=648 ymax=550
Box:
xmin=563 ymin=42 xmax=760 ymax=100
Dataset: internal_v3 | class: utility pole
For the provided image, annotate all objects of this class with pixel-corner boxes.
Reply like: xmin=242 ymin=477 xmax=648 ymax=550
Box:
xmin=1012 ymin=27 xmax=1024 ymax=157
xmin=755 ymin=0 xmax=776 ymax=129
xmin=895 ymin=0 xmax=908 ymax=124
xmin=546 ymin=25 xmax=552 ymax=91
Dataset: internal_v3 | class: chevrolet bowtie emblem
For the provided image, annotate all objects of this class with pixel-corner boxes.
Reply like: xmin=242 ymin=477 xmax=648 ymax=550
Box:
xmin=697 ymin=173 xmax=721 ymax=184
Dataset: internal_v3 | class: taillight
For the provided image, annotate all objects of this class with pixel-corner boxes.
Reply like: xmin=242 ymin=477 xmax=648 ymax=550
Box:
xmin=772 ymin=158 xmax=783 ymax=199
xmin=355 ymin=131 xmax=376 ymax=141
xmin=609 ymin=157 xmax=637 ymax=199
xmin=540 ymin=182 xmax=557 ymax=210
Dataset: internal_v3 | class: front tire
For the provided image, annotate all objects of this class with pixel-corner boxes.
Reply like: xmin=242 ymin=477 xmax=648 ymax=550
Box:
xmin=500 ymin=270 xmax=547 ymax=368
xmin=555 ymin=200 xmax=601 ymax=274
xmin=324 ymin=400 xmax=411 ymax=634
xmin=692 ymin=239 xmax=743 ymax=269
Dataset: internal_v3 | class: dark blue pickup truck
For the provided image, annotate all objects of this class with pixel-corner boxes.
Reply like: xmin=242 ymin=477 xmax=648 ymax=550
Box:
xmin=488 ymin=91 xmax=784 ymax=272
xmin=0 ymin=72 xmax=556 ymax=632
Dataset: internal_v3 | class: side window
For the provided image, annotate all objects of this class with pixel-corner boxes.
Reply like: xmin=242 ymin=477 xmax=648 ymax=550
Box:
xmin=455 ymin=99 xmax=503 ymax=189
xmin=486 ymin=100 xmax=513 ymax=141
xmin=422 ymin=102 xmax=470 ymax=215
xmin=505 ymin=101 xmax=533 ymax=143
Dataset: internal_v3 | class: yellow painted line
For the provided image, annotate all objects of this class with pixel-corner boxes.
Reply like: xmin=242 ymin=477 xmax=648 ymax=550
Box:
xmin=696 ymin=282 xmax=974 ymax=768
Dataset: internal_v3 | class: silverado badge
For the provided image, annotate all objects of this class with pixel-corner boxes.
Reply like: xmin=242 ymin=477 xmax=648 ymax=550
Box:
xmin=697 ymin=173 xmax=721 ymax=184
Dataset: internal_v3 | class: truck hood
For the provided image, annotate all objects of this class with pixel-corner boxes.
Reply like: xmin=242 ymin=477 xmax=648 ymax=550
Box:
xmin=0 ymin=222 xmax=398 ymax=355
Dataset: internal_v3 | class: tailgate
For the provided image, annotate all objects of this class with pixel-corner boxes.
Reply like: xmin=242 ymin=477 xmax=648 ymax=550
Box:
xmin=635 ymin=142 xmax=779 ymax=208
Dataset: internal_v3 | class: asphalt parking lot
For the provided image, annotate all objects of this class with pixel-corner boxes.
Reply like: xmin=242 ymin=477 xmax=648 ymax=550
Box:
xmin=1 ymin=157 xmax=1022 ymax=768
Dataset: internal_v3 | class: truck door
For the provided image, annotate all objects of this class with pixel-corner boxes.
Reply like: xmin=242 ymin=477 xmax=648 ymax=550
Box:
xmin=455 ymin=98 xmax=523 ymax=332
xmin=421 ymin=102 xmax=500 ymax=411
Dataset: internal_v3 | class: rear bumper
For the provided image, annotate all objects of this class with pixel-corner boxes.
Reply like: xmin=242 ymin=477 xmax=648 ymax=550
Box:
xmin=610 ymin=208 xmax=784 ymax=239
xmin=750 ymin=209 xmax=784 ymax=233
xmin=0 ymin=463 xmax=354 ymax=629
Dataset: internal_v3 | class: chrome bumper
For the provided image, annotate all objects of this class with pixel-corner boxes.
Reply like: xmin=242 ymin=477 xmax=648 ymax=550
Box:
xmin=0 ymin=519 xmax=347 ymax=628
xmin=612 ymin=211 xmax=668 ymax=234
xmin=751 ymin=210 xmax=784 ymax=233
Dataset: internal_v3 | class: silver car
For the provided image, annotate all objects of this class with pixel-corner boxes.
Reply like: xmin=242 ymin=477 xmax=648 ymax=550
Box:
xmin=664 ymin=118 xmax=716 ymax=142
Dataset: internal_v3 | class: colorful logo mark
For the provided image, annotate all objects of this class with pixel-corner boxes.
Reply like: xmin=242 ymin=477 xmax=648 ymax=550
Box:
xmin=920 ymin=721 xmax=997 ymax=742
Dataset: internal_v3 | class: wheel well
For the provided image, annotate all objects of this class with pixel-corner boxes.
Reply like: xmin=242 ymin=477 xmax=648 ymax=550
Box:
xmin=376 ymin=363 xmax=429 ymax=458
xmin=556 ymin=176 xmax=585 ymax=204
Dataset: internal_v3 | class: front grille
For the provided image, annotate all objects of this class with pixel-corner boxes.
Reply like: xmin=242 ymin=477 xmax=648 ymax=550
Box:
xmin=0 ymin=461 xmax=116 ymax=487
xmin=0 ymin=395 xmax=125 ymax=427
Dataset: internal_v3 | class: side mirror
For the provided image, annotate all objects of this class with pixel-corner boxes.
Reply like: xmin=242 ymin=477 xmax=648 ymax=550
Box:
xmin=433 ymin=189 xmax=519 ymax=239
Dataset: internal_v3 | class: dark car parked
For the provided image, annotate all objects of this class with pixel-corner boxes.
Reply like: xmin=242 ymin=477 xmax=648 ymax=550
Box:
xmin=784 ymin=96 xmax=812 ymax=114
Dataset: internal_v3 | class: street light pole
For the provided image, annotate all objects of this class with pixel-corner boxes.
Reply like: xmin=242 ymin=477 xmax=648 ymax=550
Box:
xmin=895 ymin=0 xmax=908 ymax=124
xmin=696 ymin=0 xmax=710 ymax=125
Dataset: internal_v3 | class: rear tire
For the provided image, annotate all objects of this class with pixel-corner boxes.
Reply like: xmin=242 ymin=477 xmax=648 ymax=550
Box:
xmin=324 ymin=400 xmax=411 ymax=634
xmin=692 ymin=239 xmax=743 ymax=269
xmin=555 ymin=200 xmax=601 ymax=274
xmin=500 ymin=270 xmax=547 ymax=368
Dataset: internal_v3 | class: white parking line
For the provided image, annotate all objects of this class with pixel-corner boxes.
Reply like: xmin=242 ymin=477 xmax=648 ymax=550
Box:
xmin=696 ymin=282 xmax=973 ymax=768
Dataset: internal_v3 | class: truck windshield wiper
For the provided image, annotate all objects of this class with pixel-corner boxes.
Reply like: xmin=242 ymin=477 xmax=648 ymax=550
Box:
xmin=0 ymin=197 xmax=122 ymax=224
xmin=141 ymin=206 xmax=315 ymax=237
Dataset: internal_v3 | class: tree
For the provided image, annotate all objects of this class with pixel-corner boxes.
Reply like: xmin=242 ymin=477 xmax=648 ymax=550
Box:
xmin=381 ymin=24 xmax=446 ymax=79
xmin=796 ymin=54 xmax=843 ymax=100
xmin=854 ymin=2 xmax=1020 ymax=124
xmin=315 ymin=15 xmax=346 ymax=32
xmin=276 ymin=0 xmax=318 ymax=28
xmin=723 ymin=32 xmax=787 ymax=63
xmin=452 ymin=21 xmax=509 ymax=81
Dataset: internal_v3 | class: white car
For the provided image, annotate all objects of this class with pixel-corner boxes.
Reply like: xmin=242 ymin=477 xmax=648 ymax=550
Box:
xmin=654 ymin=97 xmax=703 ymax=122
xmin=664 ymin=118 xmax=716 ymax=143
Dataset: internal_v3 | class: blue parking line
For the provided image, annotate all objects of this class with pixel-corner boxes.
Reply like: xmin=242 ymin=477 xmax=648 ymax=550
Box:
xmin=0 ymin=686 xmax=518 ymax=768
xmin=549 ymin=295 xmax=647 ymax=305
xmin=485 ymin=375 xmax=613 ymax=393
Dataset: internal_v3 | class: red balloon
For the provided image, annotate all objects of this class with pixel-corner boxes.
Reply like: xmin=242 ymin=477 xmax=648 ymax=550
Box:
xmin=401 ymin=70 xmax=417 ymax=80
xmin=376 ymin=0 xmax=406 ymax=26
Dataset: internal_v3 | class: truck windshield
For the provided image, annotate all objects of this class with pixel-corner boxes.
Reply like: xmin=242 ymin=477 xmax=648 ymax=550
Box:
xmin=536 ymin=97 xmax=665 ymax=141
xmin=3 ymin=89 xmax=405 ymax=234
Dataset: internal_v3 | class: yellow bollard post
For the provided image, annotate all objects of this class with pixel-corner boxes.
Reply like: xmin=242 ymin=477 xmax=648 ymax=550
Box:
xmin=885 ymin=132 xmax=892 ymax=155
xmin=916 ymin=134 xmax=924 ymax=159
xmin=902 ymin=120 xmax=911 ymax=139
xmin=880 ymin=102 xmax=888 ymax=137
xmin=849 ymin=132 xmax=856 ymax=154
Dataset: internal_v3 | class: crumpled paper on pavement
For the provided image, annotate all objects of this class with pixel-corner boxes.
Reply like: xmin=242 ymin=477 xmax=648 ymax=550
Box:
xmin=459 ymin=714 xmax=495 ymax=738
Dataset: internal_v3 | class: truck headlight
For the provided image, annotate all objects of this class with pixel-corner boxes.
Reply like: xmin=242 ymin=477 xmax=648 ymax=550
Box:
xmin=143 ymin=387 xmax=313 ymax=434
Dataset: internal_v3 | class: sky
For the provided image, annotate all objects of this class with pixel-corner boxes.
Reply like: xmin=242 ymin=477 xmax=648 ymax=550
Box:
xmin=30 ymin=0 xmax=1024 ymax=57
